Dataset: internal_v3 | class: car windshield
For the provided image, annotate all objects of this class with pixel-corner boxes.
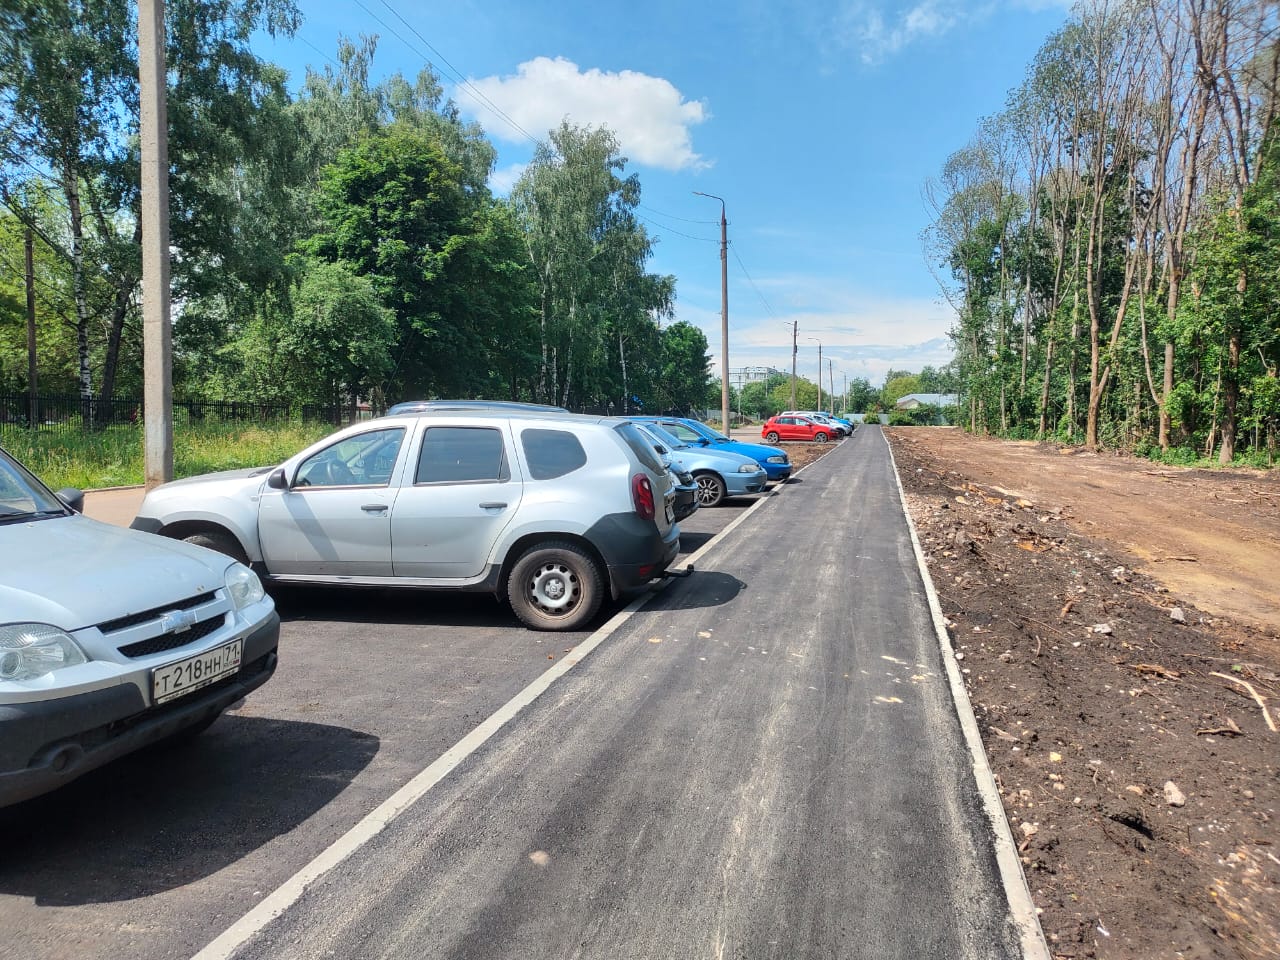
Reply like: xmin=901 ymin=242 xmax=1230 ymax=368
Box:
xmin=643 ymin=423 xmax=690 ymax=450
xmin=0 ymin=448 xmax=69 ymax=524
xmin=683 ymin=420 xmax=730 ymax=443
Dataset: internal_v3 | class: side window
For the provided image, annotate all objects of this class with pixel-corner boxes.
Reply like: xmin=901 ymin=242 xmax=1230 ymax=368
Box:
xmin=416 ymin=427 xmax=509 ymax=484
xmin=522 ymin=428 xmax=588 ymax=480
xmin=295 ymin=428 xmax=405 ymax=488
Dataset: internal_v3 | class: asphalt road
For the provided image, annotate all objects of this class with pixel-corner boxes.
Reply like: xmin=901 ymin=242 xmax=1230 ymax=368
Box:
xmin=1 ymin=430 xmax=1041 ymax=960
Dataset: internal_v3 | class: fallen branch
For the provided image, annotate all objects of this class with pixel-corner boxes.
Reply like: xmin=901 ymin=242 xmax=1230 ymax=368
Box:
xmin=1059 ymin=598 xmax=1077 ymax=619
xmin=1196 ymin=717 xmax=1243 ymax=737
xmin=1132 ymin=663 xmax=1181 ymax=680
xmin=1151 ymin=555 xmax=1199 ymax=563
xmin=1210 ymin=672 xmax=1278 ymax=733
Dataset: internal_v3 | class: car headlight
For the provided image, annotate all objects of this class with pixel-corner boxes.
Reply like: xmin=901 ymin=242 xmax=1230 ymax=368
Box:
xmin=0 ymin=624 xmax=89 ymax=682
xmin=224 ymin=563 xmax=266 ymax=610
xmin=738 ymin=463 xmax=760 ymax=473
xmin=767 ymin=455 xmax=787 ymax=464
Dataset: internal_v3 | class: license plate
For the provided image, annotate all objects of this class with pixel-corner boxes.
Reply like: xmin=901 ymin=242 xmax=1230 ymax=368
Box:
xmin=152 ymin=639 xmax=243 ymax=705
xmin=664 ymin=496 xmax=676 ymax=524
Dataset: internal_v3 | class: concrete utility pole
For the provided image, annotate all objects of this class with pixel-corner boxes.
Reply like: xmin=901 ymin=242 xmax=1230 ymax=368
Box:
xmin=694 ymin=191 xmax=729 ymax=433
xmin=139 ymin=0 xmax=173 ymax=489
xmin=788 ymin=320 xmax=798 ymax=409
xmin=828 ymin=359 xmax=834 ymax=414
xmin=24 ymin=228 xmax=37 ymax=428
xmin=808 ymin=337 xmax=822 ymax=413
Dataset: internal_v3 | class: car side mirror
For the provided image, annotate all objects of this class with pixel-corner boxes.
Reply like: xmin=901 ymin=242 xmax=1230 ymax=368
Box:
xmin=55 ymin=487 xmax=84 ymax=513
xmin=267 ymin=468 xmax=289 ymax=490
xmin=652 ymin=442 xmax=668 ymax=455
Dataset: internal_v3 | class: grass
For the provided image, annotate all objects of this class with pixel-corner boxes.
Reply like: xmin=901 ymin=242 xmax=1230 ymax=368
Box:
xmin=0 ymin=421 xmax=336 ymax=490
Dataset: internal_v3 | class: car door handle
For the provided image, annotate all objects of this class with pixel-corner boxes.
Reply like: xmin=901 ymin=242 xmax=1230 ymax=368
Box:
xmin=361 ymin=504 xmax=388 ymax=513
xmin=479 ymin=501 xmax=508 ymax=509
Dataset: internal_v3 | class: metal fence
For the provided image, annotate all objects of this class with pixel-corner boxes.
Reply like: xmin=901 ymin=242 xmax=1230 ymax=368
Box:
xmin=0 ymin=394 xmax=352 ymax=436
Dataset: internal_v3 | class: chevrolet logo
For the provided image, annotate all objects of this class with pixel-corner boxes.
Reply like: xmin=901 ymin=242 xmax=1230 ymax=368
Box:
xmin=159 ymin=609 xmax=198 ymax=634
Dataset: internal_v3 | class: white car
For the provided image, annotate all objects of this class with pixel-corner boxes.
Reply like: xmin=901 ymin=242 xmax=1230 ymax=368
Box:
xmin=131 ymin=410 xmax=682 ymax=631
xmin=0 ymin=446 xmax=280 ymax=808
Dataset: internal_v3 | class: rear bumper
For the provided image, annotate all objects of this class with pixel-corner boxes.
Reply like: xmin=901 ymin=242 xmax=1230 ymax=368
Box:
xmin=587 ymin=513 xmax=681 ymax=597
xmin=0 ymin=613 xmax=280 ymax=809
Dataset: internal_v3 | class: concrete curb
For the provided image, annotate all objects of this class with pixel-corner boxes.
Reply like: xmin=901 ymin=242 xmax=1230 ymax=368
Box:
xmin=883 ymin=428 xmax=1052 ymax=960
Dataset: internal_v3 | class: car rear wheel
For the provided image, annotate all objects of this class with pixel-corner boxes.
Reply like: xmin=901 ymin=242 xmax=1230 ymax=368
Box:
xmin=814 ymin=431 xmax=829 ymax=444
xmin=508 ymin=541 xmax=604 ymax=631
xmin=694 ymin=472 xmax=727 ymax=507
xmin=764 ymin=431 xmax=780 ymax=443
xmin=183 ymin=530 xmax=249 ymax=565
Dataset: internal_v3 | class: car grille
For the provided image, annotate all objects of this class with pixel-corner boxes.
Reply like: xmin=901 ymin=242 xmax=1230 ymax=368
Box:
xmin=98 ymin=591 xmax=218 ymax=633
xmin=117 ymin=614 xmax=227 ymax=659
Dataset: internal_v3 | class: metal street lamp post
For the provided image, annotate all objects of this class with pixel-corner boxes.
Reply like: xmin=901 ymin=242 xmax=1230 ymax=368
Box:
xmin=694 ymin=191 xmax=729 ymax=434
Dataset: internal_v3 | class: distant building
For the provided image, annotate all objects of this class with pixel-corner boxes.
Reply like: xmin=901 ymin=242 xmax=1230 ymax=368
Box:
xmin=894 ymin=393 xmax=959 ymax=411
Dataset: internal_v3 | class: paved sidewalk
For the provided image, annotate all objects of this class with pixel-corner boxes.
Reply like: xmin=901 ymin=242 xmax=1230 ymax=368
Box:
xmin=82 ymin=486 xmax=145 ymax=527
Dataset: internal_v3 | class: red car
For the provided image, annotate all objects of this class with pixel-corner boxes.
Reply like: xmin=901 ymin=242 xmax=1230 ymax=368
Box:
xmin=761 ymin=415 xmax=833 ymax=443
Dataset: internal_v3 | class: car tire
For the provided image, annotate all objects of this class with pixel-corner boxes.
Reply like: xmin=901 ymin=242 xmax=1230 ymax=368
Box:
xmin=508 ymin=541 xmax=604 ymax=631
xmin=765 ymin=431 xmax=780 ymax=443
xmin=814 ymin=431 xmax=829 ymax=444
xmin=694 ymin=472 xmax=727 ymax=507
xmin=183 ymin=530 xmax=250 ymax=565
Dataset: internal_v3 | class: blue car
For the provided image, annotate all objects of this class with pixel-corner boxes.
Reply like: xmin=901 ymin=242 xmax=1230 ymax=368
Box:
xmin=632 ymin=416 xmax=792 ymax=482
xmin=632 ymin=422 xmax=767 ymax=508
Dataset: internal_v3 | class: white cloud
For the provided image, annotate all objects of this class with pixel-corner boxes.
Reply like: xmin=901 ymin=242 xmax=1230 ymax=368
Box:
xmin=674 ymin=282 xmax=957 ymax=390
xmin=487 ymin=162 xmax=526 ymax=196
xmin=832 ymin=0 xmax=1071 ymax=64
xmin=457 ymin=57 xmax=709 ymax=171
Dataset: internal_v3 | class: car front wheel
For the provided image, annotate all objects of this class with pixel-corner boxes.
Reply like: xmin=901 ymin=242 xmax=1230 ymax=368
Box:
xmin=508 ymin=541 xmax=604 ymax=631
xmin=183 ymin=530 xmax=249 ymax=565
xmin=694 ymin=473 xmax=727 ymax=507
xmin=764 ymin=431 xmax=780 ymax=443
xmin=814 ymin=431 xmax=829 ymax=443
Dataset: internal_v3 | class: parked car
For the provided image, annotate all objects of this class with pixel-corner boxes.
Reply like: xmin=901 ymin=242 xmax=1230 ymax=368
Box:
xmin=632 ymin=421 xmax=767 ymax=507
xmin=761 ymin=415 xmax=833 ymax=443
xmin=132 ymin=411 xmax=681 ymax=632
xmin=386 ymin=399 xmax=569 ymax=416
xmin=667 ymin=465 xmax=699 ymax=522
xmin=0 ymin=446 xmax=280 ymax=809
xmin=781 ymin=410 xmax=851 ymax=436
xmin=630 ymin=416 xmax=791 ymax=482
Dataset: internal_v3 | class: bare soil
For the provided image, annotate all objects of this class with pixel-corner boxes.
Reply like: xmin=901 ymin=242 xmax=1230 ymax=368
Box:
xmin=885 ymin=427 xmax=1280 ymax=960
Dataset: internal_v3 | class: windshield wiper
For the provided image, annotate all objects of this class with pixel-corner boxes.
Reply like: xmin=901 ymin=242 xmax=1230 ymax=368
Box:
xmin=0 ymin=508 xmax=67 ymax=526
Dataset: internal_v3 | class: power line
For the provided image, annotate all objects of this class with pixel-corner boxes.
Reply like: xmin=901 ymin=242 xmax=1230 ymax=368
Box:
xmin=360 ymin=0 xmax=547 ymax=152
xmin=635 ymin=214 xmax=718 ymax=243
xmin=638 ymin=203 xmax=718 ymax=225
xmin=730 ymin=243 xmax=780 ymax=320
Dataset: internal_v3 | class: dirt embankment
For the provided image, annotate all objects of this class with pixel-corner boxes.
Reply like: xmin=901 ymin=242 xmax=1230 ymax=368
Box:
xmin=888 ymin=427 xmax=1279 ymax=960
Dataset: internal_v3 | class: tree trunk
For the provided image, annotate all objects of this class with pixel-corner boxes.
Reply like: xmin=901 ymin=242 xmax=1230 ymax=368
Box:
xmin=64 ymin=165 xmax=94 ymax=426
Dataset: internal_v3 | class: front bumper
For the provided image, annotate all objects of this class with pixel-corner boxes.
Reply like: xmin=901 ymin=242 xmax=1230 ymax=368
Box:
xmin=725 ymin=473 xmax=768 ymax=496
xmin=0 ymin=612 xmax=280 ymax=809
xmin=761 ymin=463 xmax=791 ymax=481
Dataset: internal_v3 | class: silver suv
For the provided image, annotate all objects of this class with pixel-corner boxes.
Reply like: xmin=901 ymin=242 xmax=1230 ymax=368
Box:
xmin=0 ymin=446 xmax=280 ymax=808
xmin=132 ymin=411 xmax=681 ymax=631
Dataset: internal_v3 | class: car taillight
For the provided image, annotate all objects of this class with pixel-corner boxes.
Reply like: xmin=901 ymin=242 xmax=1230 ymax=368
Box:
xmin=631 ymin=473 xmax=655 ymax=521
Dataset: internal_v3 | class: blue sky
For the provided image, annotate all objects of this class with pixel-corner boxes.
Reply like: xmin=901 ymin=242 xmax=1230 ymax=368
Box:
xmin=261 ymin=0 xmax=1073 ymax=390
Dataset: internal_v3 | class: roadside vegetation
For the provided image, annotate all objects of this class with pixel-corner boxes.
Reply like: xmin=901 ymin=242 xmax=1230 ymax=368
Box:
xmin=0 ymin=6 xmax=716 ymax=420
xmin=5 ymin=421 xmax=333 ymax=490
xmin=925 ymin=1 xmax=1280 ymax=467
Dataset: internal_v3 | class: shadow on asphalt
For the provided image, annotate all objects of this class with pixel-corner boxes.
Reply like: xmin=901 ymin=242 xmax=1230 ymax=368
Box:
xmin=644 ymin=570 xmax=745 ymax=610
xmin=270 ymin=583 xmax=522 ymax=628
xmin=0 ymin=716 xmax=378 ymax=905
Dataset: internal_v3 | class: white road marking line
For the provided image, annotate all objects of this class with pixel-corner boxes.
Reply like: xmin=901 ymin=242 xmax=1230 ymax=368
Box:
xmin=192 ymin=481 xmax=781 ymax=960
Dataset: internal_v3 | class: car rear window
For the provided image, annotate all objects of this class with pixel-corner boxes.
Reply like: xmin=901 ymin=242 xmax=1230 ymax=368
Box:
xmin=416 ymin=427 xmax=509 ymax=483
xmin=614 ymin=423 xmax=665 ymax=473
xmin=520 ymin=428 xmax=588 ymax=480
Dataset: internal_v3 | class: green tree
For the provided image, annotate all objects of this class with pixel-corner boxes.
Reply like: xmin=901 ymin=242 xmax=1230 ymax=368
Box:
xmin=654 ymin=321 xmax=711 ymax=413
xmin=0 ymin=0 xmax=302 ymax=415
